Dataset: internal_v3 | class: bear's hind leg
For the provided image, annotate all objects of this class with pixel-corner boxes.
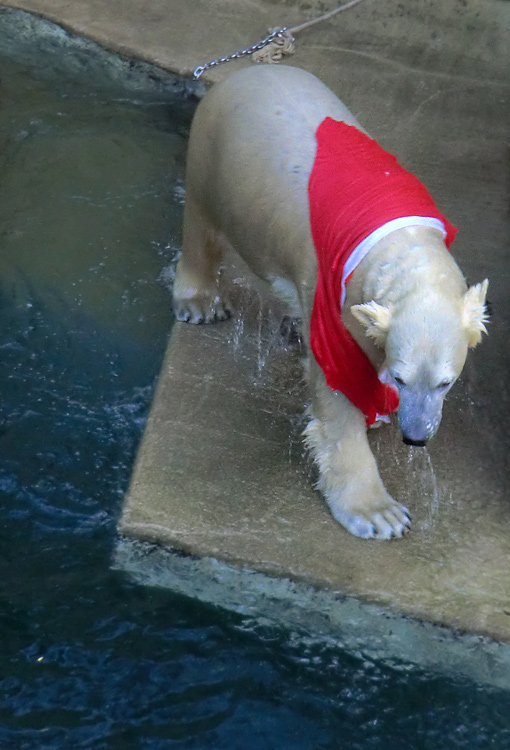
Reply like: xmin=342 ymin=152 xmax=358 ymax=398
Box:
xmin=173 ymin=195 xmax=231 ymax=324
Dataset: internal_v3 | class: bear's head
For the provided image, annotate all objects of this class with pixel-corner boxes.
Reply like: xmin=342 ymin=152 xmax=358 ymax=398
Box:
xmin=351 ymin=279 xmax=489 ymax=445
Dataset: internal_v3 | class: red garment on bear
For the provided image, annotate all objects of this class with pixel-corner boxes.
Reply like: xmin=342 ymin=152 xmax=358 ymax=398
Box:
xmin=308 ymin=118 xmax=458 ymax=425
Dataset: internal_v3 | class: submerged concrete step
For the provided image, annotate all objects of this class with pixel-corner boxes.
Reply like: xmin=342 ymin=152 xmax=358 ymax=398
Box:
xmin=113 ymin=537 xmax=510 ymax=690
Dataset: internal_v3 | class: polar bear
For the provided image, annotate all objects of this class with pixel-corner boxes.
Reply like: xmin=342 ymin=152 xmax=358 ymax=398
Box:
xmin=173 ymin=65 xmax=488 ymax=540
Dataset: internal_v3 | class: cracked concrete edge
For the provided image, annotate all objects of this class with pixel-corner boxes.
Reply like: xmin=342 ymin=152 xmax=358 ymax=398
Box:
xmin=0 ymin=0 xmax=256 ymax=87
xmin=114 ymin=537 xmax=510 ymax=690
xmin=0 ymin=6 xmax=207 ymax=98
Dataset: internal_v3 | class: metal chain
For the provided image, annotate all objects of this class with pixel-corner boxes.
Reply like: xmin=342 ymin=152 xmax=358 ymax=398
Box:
xmin=193 ymin=27 xmax=290 ymax=79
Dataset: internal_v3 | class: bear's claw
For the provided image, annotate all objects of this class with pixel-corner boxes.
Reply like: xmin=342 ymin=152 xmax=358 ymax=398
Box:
xmin=174 ymin=298 xmax=231 ymax=324
xmin=332 ymin=504 xmax=411 ymax=540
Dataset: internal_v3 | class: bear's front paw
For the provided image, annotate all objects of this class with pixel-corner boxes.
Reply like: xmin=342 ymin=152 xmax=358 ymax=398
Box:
xmin=327 ymin=494 xmax=411 ymax=540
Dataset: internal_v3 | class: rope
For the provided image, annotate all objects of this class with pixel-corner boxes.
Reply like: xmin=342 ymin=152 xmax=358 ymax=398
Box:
xmin=291 ymin=0 xmax=369 ymax=35
xmin=250 ymin=28 xmax=296 ymax=65
xmin=193 ymin=0 xmax=373 ymax=77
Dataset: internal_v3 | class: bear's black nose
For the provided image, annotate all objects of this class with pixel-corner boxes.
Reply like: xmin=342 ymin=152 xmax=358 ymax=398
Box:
xmin=403 ymin=436 xmax=427 ymax=447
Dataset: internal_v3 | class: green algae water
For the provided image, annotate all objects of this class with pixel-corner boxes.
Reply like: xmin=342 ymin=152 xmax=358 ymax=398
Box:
xmin=1 ymin=11 xmax=510 ymax=749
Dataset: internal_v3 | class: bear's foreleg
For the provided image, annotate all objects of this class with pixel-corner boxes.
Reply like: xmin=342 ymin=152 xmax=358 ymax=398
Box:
xmin=305 ymin=359 xmax=410 ymax=540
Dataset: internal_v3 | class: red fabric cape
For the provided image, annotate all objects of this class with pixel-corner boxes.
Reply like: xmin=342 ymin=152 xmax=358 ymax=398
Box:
xmin=308 ymin=118 xmax=458 ymax=425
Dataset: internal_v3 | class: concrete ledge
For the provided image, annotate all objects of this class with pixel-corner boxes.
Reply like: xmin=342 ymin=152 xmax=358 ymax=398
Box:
xmin=114 ymin=537 xmax=510 ymax=690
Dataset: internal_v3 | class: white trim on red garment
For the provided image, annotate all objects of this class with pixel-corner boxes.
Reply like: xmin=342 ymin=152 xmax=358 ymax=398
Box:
xmin=339 ymin=216 xmax=447 ymax=306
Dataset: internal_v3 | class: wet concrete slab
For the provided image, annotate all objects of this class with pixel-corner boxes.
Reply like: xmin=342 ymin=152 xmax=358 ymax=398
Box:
xmin=119 ymin=249 xmax=510 ymax=644
xmin=115 ymin=2 xmax=510 ymax=646
xmin=2 ymin=0 xmax=509 ymax=651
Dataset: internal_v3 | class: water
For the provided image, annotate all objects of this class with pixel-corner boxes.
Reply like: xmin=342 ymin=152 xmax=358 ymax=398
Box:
xmin=1 ymin=29 xmax=510 ymax=750
xmin=406 ymin=448 xmax=440 ymax=533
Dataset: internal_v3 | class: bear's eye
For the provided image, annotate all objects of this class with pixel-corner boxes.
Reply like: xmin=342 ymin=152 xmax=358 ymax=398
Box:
xmin=394 ymin=376 xmax=406 ymax=386
xmin=436 ymin=379 xmax=452 ymax=390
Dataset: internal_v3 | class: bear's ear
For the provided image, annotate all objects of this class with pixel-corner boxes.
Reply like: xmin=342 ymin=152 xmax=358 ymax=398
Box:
xmin=351 ymin=301 xmax=392 ymax=345
xmin=463 ymin=279 xmax=489 ymax=347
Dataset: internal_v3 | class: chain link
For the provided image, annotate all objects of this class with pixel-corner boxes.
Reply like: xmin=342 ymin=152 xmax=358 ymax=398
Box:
xmin=193 ymin=27 xmax=290 ymax=79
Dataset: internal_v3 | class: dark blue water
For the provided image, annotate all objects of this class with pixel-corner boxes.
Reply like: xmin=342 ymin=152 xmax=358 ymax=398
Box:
xmin=1 ymin=47 xmax=510 ymax=750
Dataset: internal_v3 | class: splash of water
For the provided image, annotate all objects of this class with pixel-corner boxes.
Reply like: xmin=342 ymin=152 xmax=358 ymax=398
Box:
xmin=407 ymin=446 xmax=440 ymax=531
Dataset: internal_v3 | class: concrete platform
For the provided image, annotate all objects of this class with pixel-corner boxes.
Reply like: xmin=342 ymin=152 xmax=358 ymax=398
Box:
xmin=3 ymin=0 xmax=509 ymax=655
xmin=119 ymin=254 xmax=510 ymax=644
